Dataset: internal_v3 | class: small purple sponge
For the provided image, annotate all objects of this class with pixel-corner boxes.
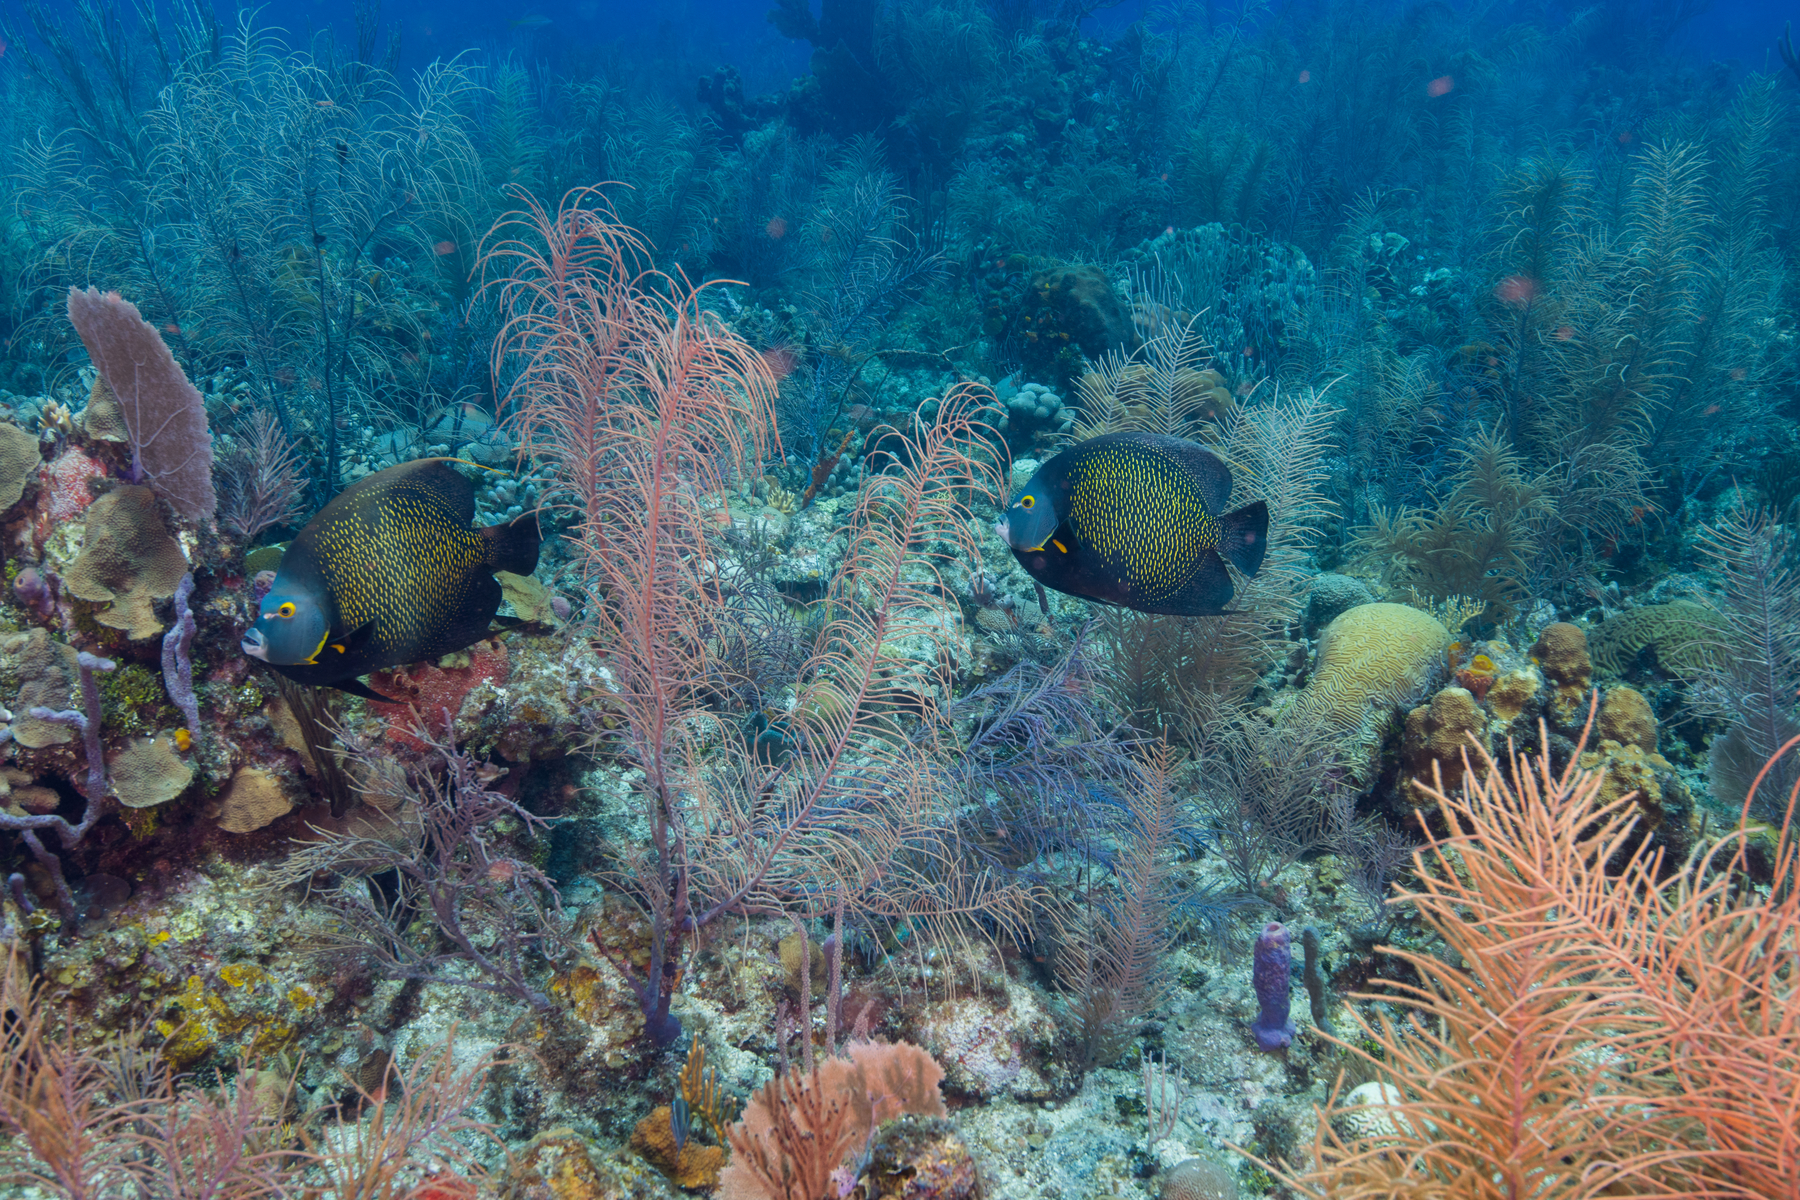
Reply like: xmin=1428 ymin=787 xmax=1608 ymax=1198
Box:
xmin=1251 ymin=921 xmax=1297 ymax=1051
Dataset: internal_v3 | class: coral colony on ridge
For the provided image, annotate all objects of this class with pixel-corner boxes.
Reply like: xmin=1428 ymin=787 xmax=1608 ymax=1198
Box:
xmin=0 ymin=0 xmax=1798 ymax=1197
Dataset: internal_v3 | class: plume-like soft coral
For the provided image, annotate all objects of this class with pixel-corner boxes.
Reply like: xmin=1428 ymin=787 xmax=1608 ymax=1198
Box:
xmin=1262 ymin=714 xmax=1800 ymax=1197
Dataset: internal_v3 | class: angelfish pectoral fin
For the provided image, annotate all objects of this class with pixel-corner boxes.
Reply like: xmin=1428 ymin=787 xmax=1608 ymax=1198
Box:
xmin=334 ymin=676 xmax=402 ymax=704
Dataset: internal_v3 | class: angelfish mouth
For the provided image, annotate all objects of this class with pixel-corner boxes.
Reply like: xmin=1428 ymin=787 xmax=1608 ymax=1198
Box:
xmin=994 ymin=515 xmax=1011 ymax=546
xmin=241 ymin=630 xmax=269 ymax=661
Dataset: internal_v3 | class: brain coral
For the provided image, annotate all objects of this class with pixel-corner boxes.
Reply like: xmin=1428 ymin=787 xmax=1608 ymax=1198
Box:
xmin=1587 ymin=601 xmax=1726 ymax=678
xmin=1161 ymin=1157 xmax=1240 ymax=1200
xmin=1283 ymin=603 xmax=1451 ymax=732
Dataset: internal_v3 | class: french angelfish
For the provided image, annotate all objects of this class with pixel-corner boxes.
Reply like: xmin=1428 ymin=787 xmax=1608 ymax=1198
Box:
xmin=241 ymin=458 xmax=540 ymax=700
xmin=995 ymin=431 xmax=1268 ymax=616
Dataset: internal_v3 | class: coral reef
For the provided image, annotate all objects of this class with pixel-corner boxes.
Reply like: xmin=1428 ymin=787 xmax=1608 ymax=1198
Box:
xmin=0 ymin=9 xmax=1794 ymax=1198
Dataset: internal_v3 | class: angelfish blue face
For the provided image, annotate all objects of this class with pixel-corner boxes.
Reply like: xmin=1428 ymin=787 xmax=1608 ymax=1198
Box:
xmin=996 ymin=476 xmax=1060 ymax=553
xmin=241 ymin=586 xmax=329 ymax=666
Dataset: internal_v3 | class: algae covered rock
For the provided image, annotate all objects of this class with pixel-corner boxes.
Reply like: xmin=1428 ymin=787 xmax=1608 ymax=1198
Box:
xmin=849 ymin=1115 xmax=979 ymax=1200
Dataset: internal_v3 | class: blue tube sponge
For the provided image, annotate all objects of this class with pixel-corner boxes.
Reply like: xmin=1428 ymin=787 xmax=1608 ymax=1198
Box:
xmin=1251 ymin=921 xmax=1297 ymax=1051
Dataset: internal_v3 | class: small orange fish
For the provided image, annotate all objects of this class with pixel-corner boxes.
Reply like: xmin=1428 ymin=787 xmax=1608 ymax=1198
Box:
xmin=1297 ymin=69 xmax=1311 ymax=84
xmin=433 ymin=240 xmax=456 ymax=256
xmin=162 ymin=322 xmax=182 ymax=335
xmin=765 ymin=217 xmax=787 ymax=240
xmin=1427 ymin=75 xmax=1454 ymax=97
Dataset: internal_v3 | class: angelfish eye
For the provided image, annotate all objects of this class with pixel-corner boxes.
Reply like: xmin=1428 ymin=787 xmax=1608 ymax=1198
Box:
xmin=276 ymin=602 xmax=297 ymax=619
xmin=1019 ymin=495 xmax=1035 ymax=510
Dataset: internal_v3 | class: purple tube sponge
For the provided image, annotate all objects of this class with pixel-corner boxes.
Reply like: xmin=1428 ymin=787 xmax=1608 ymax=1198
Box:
xmin=1251 ymin=921 xmax=1298 ymax=1051
xmin=162 ymin=572 xmax=201 ymax=739
xmin=13 ymin=567 xmax=57 ymax=623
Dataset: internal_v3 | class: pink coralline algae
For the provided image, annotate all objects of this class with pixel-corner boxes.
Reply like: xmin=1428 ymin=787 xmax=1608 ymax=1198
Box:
xmin=32 ymin=448 xmax=108 ymax=546
xmin=367 ymin=638 xmax=510 ymax=752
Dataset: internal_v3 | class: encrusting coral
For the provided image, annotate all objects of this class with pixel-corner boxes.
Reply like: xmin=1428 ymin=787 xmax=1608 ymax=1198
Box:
xmin=1400 ymin=685 xmax=1488 ymax=808
xmin=1529 ymin=621 xmax=1591 ymax=720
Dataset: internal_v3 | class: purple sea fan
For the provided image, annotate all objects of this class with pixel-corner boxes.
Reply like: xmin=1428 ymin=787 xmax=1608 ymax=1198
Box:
xmin=1251 ymin=921 xmax=1297 ymax=1051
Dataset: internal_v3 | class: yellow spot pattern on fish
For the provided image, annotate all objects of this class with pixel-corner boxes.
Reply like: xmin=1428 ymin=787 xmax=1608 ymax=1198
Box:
xmin=1067 ymin=440 xmax=1221 ymax=604
xmin=310 ymin=478 xmax=489 ymax=657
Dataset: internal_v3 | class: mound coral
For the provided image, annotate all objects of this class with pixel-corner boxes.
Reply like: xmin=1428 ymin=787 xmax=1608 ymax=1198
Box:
xmin=1401 ymin=686 xmax=1488 ymax=808
xmin=1276 ymin=603 xmax=1450 ymax=781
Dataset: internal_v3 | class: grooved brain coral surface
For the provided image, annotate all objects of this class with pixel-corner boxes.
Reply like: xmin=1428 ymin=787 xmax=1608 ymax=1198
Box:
xmin=1289 ymin=602 xmax=1451 ymax=730
xmin=1588 ymin=601 xmax=1726 ymax=678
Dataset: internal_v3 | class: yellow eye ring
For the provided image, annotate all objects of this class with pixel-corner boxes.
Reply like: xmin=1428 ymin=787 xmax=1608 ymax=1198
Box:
xmin=276 ymin=602 xmax=296 ymax=619
xmin=1019 ymin=495 xmax=1035 ymax=510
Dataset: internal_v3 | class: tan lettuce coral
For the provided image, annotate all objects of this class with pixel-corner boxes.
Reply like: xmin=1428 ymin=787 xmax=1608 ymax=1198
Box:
xmin=0 ymin=421 xmax=41 ymax=511
xmin=63 ymin=485 xmax=189 ymax=639
xmin=214 ymin=767 xmax=292 ymax=833
xmin=109 ymin=734 xmax=194 ymax=808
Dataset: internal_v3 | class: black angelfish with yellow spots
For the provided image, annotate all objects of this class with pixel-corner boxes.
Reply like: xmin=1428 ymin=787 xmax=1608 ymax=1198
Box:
xmin=240 ymin=459 xmax=540 ymax=700
xmin=995 ymin=432 xmax=1267 ymax=615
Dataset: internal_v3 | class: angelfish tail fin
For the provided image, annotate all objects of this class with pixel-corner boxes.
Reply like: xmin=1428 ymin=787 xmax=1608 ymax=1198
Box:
xmin=1218 ymin=501 xmax=1269 ymax=577
xmin=482 ymin=511 xmax=542 ymax=576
